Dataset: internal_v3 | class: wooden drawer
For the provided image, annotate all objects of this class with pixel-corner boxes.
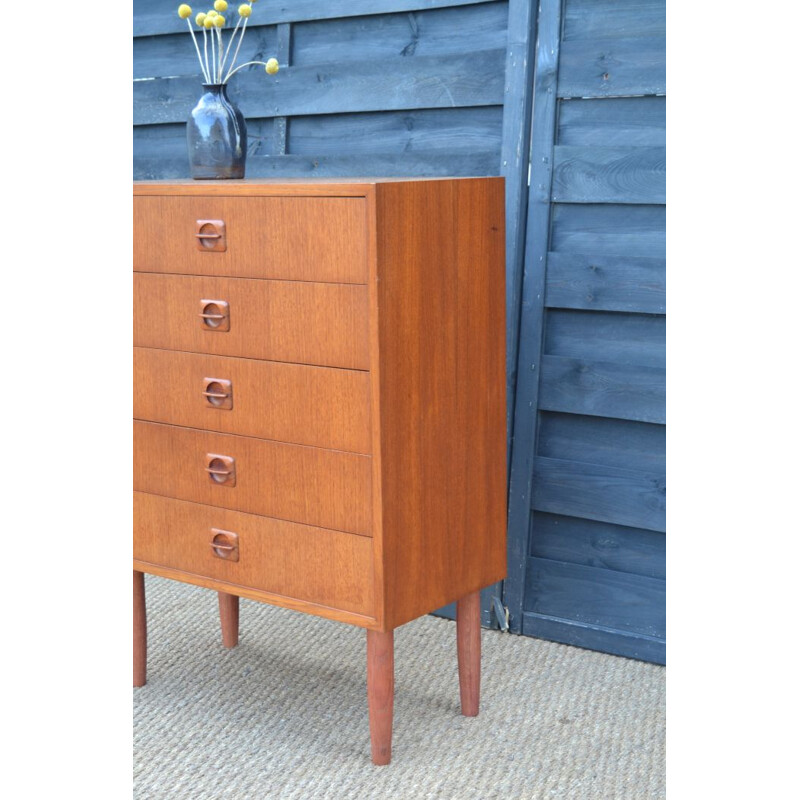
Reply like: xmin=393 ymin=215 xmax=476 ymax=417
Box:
xmin=133 ymin=273 xmax=369 ymax=370
xmin=134 ymin=492 xmax=374 ymax=617
xmin=133 ymin=195 xmax=367 ymax=283
xmin=133 ymin=348 xmax=371 ymax=454
xmin=133 ymin=421 xmax=372 ymax=535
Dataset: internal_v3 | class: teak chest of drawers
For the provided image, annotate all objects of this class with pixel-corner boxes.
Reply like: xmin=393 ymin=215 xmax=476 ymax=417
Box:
xmin=133 ymin=178 xmax=506 ymax=765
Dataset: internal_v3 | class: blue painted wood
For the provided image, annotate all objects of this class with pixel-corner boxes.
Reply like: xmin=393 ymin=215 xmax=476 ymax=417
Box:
xmin=558 ymin=35 xmax=666 ymax=98
xmin=538 ymin=355 xmax=666 ymax=423
xmin=500 ymin=0 xmax=537 ymax=450
xmin=545 ymin=251 xmax=666 ymax=313
xmin=532 ymin=456 xmax=666 ymax=532
xmin=504 ymin=0 xmax=562 ymax=634
xmin=133 ymin=150 xmax=499 ymax=180
xmin=562 ymin=0 xmax=665 ymax=42
xmin=529 ymin=512 xmax=665 ymax=579
xmin=288 ymin=107 xmax=502 ymax=154
xmin=558 ymin=97 xmax=665 ymax=146
xmin=550 ymin=204 xmax=665 ymax=257
xmin=537 ymin=412 xmax=665 ymax=474
xmin=545 ymin=309 xmax=665 ymax=368
xmin=292 ymin=2 xmax=508 ymax=65
xmin=524 ymin=557 xmax=665 ymax=638
xmin=133 ymin=0 xmax=500 ymax=36
xmin=133 ymin=49 xmax=506 ymax=125
xmin=522 ymin=612 xmax=665 ymax=664
xmin=552 ymin=146 xmax=665 ymax=204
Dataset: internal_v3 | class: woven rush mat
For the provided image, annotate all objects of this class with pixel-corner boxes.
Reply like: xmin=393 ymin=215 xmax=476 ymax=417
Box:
xmin=134 ymin=576 xmax=665 ymax=799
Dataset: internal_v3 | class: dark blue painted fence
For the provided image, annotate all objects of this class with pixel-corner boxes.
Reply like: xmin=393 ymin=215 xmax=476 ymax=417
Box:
xmin=133 ymin=0 xmax=666 ymax=663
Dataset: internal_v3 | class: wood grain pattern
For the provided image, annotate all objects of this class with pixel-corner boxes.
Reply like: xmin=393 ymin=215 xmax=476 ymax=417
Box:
xmin=133 ymin=421 xmax=372 ymax=535
xmin=133 ymin=570 xmax=147 ymax=687
xmin=133 ymin=348 xmax=371 ymax=454
xmin=373 ymin=178 xmax=507 ymax=629
xmin=134 ymin=493 xmax=374 ymax=617
xmin=133 ymin=273 xmax=369 ymax=369
xmin=218 ymin=593 xmax=239 ymax=648
xmin=366 ymin=629 xmax=394 ymax=766
xmin=133 ymin=195 xmax=367 ymax=283
xmin=456 ymin=590 xmax=480 ymax=716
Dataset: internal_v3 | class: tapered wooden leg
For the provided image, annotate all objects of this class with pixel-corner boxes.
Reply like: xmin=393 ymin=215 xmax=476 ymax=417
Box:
xmin=133 ymin=570 xmax=147 ymax=688
xmin=367 ymin=629 xmax=394 ymax=765
xmin=218 ymin=592 xmax=240 ymax=648
xmin=456 ymin=590 xmax=481 ymax=716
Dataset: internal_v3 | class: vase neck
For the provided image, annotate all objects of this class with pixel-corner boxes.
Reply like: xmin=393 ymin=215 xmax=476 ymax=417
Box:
xmin=202 ymin=83 xmax=229 ymax=95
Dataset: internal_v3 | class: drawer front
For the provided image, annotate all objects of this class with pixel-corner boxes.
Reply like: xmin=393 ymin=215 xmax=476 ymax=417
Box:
xmin=133 ymin=195 xmax=367 ymax=283
xmin=134 ymin=492 xmax=374 ymax=617
xmin=133 ymin=421 xmax=372 ymax=535
xmin=133 ymin=273 xmax=369 ymax=370
xmin=134 ymin=348 xmax=371 ymax=454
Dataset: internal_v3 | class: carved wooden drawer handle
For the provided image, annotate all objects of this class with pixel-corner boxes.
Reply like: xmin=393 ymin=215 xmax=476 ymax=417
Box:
xmin=199 ymin=300 xmax=230 ymax=331
xmin=202 ymin=378 xmax=233 ymax=410
xmin=206 ymin=454 xmax=236 ymax=486
xmin=195 ymin=220 xmax=227 ymax=252
xmin=210 ymin=529 xmax=239 ymax=561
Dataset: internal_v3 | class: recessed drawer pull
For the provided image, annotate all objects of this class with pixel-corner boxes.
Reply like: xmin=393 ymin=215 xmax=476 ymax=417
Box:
xmin=206 ymin=466 xmax=233 ymax=476
xmin=205 ymin=454 xmax=236 ymax=486
xmin=202 ymin=390 xmax=231 ymax=399
xmin=209 ymin=528 xmax=239 ymax=561
xmin=202 ymin=378 xmax=233 ymax=410
xmin=209 ymin=541 xmax=234 ymax=551
xmin=195 ymin=220 xmax=227 ymax=252
xmin=199 ymin=299 xmax=230 ymax=331
xmin=195 ymin=232 xmax=222 ymax=240
xmin=198 ymin=312 xmax=226 ymax=320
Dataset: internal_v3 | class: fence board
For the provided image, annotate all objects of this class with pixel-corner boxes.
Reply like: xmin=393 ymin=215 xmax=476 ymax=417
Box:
xmin=538 ymin=412 xmax=665 ymax=474
xmin=545 ymin=251 xmax=665 ymax=313
xmin=545 ymin=309 xmax=665 ymax=368
xmin=539 ymin=355 xmax=666 ymax=423
xmin=133 ymin=49 xmax=506 ymax=125
xmin=522 ymin=612 xmax=665 ymax=663
xmin=133 ymin=0 xmax=499 ymax=36
xmin=532 ymin=457 xmax=666 ymax=532
xmin=550 ymin=204 xmax=665 ymax=257
xmin=562 ymin=0 xmax=665 ymax=41
xmin=558 ymin=36 xmax=665 ymax=98
xmin=133 ymin=151 xmax=499 ymax=180
xmin=558 ymin=96 xmax=665 ymax=146
xmin=552 ymin=146 xmax=665 ymax=204
xmin=524 ymin=557 xmax=665 ymax=637
xmin=529 ymin=512 xmax=665 ymax=579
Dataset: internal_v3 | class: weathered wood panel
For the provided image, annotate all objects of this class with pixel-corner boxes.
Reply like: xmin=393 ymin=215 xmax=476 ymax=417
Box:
xmin=133 ymin=50 xmax=506 ymax=126
xmin=562 ymin=0 xmax=665 ymax=42
xmin=524 ymin=557 xmax=665 ymax=638
xmin=558 ymin=97 xmax=665 ymax=146
xmin=539 ymin=355 xmax=665 ymax=423
xmin=545 ymin=251 xmax=666 ymax=313
xmin=545 ymin=309 xmax=665 ymax=367
xmin=532 ymin=456 xmax=665 ymax=532
xmin=552 ymin=146 xmax=665 ymax=204
xmin=537 ymin=412 xmax=665 ymax=474
xmin=133 ymin=0 xmax=499 ymax=36
xmin=529 ymin=512 xmax=665 ymax=580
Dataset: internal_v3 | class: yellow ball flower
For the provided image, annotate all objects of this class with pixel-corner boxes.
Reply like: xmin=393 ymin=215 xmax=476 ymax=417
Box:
xmin=207 ymin=9 xmax=217 ymax=16
xmin=178 ymin=4 xmax=192 ymax=19
xmin=195 ymin=12 xmax=206 ymax=25
xmin=238 ymin=4 xmax=251 ymax=17
xmin=214 ymin=0 xmax=228 ymax=10
xmin=265 ymin=58 xmax=279 ymax=75
xmin=203 ymin=15 xmax=214 ymax=27
xmin=214 ymin=14 xmax=225 ymax=26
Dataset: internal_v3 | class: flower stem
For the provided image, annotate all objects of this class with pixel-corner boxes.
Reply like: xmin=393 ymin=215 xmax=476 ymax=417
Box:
xmin=203 ymin=28 xmax=210 ymax=82
xmin=210 ymin=27 xmax=217 ymax=82
xmin=223 ymin=17 xmax=250 ymax=83
xmin=220 ymin=16 xmax=243 ymax=78
xmin=224 ymin=60 xmax=269 ymax=81
xmin=186 ymin=20 xmax=209 ymax=83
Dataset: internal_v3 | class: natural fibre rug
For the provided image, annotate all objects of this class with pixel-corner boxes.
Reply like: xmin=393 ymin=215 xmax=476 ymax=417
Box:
xmin=134 ymin=576 xmax=665 ymax=800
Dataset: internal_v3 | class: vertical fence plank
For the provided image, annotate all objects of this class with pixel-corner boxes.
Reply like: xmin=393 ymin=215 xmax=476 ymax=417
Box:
xmin=504 ymin=0 xmax=562 ymax=633
xmin=271 ymin=23 xmax=293 ymax=155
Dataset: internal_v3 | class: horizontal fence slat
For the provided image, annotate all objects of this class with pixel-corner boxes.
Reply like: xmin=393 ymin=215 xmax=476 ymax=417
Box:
xmin=545 ymin=309 xmax=665 ymax=368
xmin=532 ymin=456 xmax=666 ymax=532
xmin=539 ymin=354 xmax=666 ymax=423
xmin=289 ymin=107 xmax=503 ymax=154
xmin=545 ymin=251 xmax=665 ymax=313
xmin=524 ymin=557 xmax=665 ymax=637
xmin=563 ymin=0 xmax=665 ymax=42
xmin=133 ymin=0 xmax=500 ymax=37
xmin=133 ymin=151 xmax=499 ymax=180
xmin=558 ymin=35 xmax=665 ymax=98
xmin=551 ymin=203 xmax=665 ymax=257
xmin=538 ymin=412 xmax=665 ymax=474
xmin=133 ymin=49 xmax=506 ymax=125
xmin=522 ymin=611 xmax=665 ymax=664
xmin=558 ymin=97 xmax=665 ymax=146
xmin=529 ymin=512 xmax=665 ymax=579
xmin=552 ymin=146 xmax=665 ymax=204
